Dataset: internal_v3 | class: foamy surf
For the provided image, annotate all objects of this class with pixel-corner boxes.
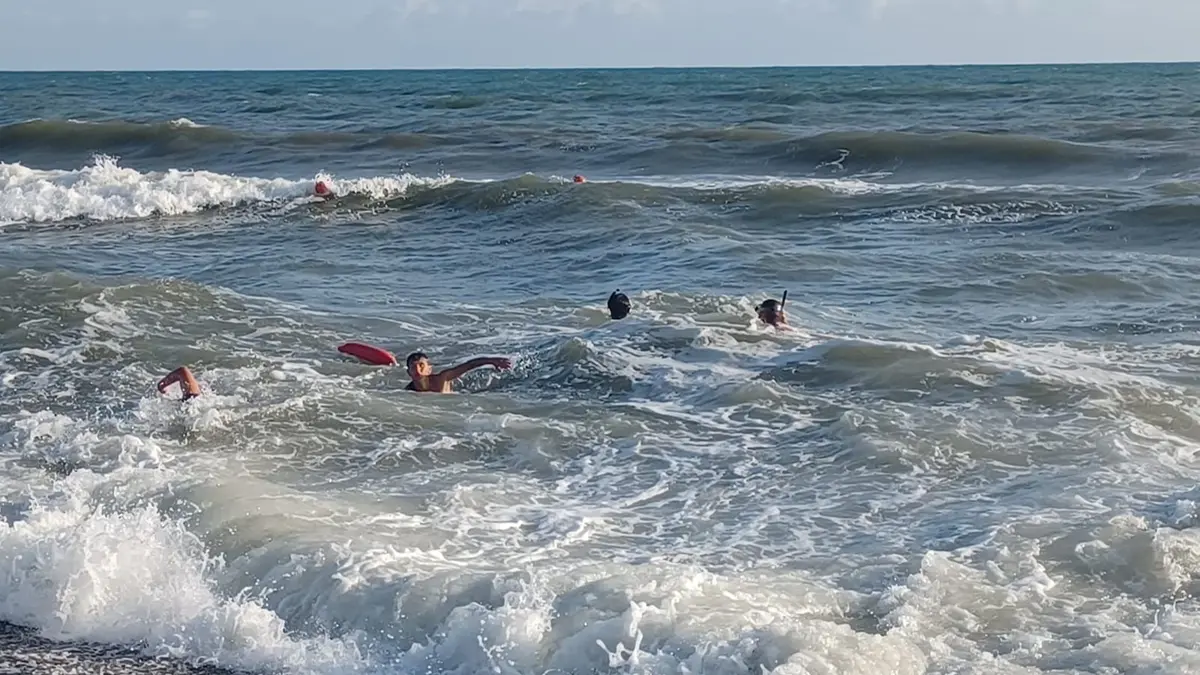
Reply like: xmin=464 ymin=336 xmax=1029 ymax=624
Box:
xmin=3 ymin=64 xmax=1200 ymax=675
xmin=0 ymin=155 xmax=1107 ymax=228
xmin=555 ymin=173 xmax=905 ymax=195
xmin=0 ymin=158 xmax=453 ymax=224
xmin=550 ymin=173 xmax=1116 ymax=200
xmin=0 ymin=470 xmax=366 ymax=674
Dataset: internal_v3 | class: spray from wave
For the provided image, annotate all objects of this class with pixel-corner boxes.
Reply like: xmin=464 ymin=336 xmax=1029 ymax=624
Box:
xmin=0 ymin=157 xmax=452 ymax=224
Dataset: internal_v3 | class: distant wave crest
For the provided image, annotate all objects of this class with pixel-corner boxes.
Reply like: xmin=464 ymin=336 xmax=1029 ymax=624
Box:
xmin=0 ymin=118 xmax=442 ymax=154
xmin=0 ymin=157 xmax=1109 ymax=227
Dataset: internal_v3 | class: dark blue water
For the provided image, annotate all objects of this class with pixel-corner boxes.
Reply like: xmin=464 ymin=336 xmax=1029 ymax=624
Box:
xmin=3 ymin=65 xmax=1200 ymax=675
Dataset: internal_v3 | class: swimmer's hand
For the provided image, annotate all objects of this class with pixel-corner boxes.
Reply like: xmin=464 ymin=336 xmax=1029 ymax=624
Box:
xmin=486 ymin=357 xmax=513 ymax=371
xmin=435 ymin=356 xmax=514 ymax=383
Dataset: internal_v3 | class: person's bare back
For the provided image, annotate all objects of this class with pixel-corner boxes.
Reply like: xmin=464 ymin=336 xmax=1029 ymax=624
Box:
xmin=404 ymin=352 xmax=512 ymax=393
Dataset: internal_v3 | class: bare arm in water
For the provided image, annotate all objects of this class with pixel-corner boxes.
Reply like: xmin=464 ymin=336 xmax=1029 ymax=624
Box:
xmin=437 ymin=357 xmax=512 ymax=382
xmin=407 ymin=355 xmax=512 ymax=393
xmin=157 ymin=366 xmax=202 ymax=401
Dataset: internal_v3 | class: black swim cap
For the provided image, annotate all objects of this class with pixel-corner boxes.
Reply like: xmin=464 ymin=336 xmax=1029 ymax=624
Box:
xmin=405 ymin=352 xmax=428 ymax=368
xmin=608 ymin=290 xmax=631 ymax=320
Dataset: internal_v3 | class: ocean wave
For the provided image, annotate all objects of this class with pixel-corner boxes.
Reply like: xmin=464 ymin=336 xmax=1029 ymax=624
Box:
xmin=1112 ymin=201 xmax=1200 ymax=229
xmin=1154 ymin=179 xmax=1200 ymax=197
xmin=0 ymin=465 xmax=906 ymax=675
xmin=1071 ymin=123 xmax=1191 ymax=144
xmin=652 ymin=126 xmax=1115 ymax=171
xmin=0 ymin=156 xmax=1146 ymax=231
xmin=758 ymin=336 xmax=1086 ymax=409
xmin=0 ymin=118 xmax=447 ymax=155
xmin=2 ymin=264 xmax=1198 ymax=673
xmin=0 ymin=157 xmax=450 ymax=224
xmin=0 ymin=472 xmax=365 ymax=674
xmin=703 ymin=83 xmax=1027 ymax=107
xmin=3 ymin=119 xmax=1165 ymax=181
xmin=600 ymin=127 xmax=1171 ymax=181
xmin=0 ymin=119 xmax=239 ymax=152
xmin=762 ymin=334 xmax=1195 ymax=427
xmin=659 ymin=125 xmax=794 ymax=143
xmin=767 ymin=130 xmax=1112 ymax=170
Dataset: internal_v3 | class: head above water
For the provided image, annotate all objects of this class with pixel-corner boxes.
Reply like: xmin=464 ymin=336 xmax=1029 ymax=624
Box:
xmin=406 ymin=351 xmax=432 ymax=377
xmin=756 ymin=298 xmax=786 ymax=327
xmin=608 ymin=290 xmax=631 ymax=320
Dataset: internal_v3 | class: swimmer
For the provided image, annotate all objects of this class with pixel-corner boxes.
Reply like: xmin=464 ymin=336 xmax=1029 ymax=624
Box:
xmin=157 ymin=366 xmax=202 ymax=401
xmin=607 ymin=289 xmax=631 ymax=320
xmin=158 ymin=355 xmax=513 ymax=400
xmin=405 ymin=352 xmax=513 ymax=393
xmin=313 ymin=180 xmax=336 ymax=201
xmin=756 ymin=297 xmax=787 ymax=328
xmin=573 ymin=174 xmax=587 ymax=184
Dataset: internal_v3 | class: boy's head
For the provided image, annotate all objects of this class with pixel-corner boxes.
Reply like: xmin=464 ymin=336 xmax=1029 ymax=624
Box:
xmin=756 ymin=299 xmax=785 ymax=327
xmin=406 ymin=352 xmax=432 ymax=378
xmin=607 ymin=290 xmax=631 ymax=320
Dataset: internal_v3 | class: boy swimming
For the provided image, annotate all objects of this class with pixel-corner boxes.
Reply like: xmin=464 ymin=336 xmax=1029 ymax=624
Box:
xmin=404 ymin=352 xmax=512 ymax=393
xmin=157 ymin=351 xmax=513 ymax=401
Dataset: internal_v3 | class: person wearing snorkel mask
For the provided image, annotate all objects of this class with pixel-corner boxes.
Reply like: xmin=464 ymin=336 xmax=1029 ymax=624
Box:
xmin=756 ymin=297 xmax=787 ymax=328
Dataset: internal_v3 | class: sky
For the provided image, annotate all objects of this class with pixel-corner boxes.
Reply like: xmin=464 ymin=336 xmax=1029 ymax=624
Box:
xmin=1 ymin=0 xmax=1198 ymax=70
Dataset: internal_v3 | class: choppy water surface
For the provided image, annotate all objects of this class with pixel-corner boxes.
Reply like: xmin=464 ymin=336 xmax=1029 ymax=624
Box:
xmin=3 ymin=64 xmax=1200 ymax=674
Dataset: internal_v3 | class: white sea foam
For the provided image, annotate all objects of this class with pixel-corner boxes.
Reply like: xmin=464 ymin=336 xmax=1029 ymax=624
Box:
xmin=0 ymin=158 xmax=1087 ymax=227
xmin=556 ymin=173 xmax=909 ymax=195
xmin=2 ymin=264 xmax=1199 ymax=674
xmin=0 ymin=157 xmax=455 ymax=224
xmin=0 ymin=471 xmax=366 ymax=674
xmin=556 ymin=173 xmax=1092 ymax=197
xmin=314 ymin=171 xmax=458 ymax=201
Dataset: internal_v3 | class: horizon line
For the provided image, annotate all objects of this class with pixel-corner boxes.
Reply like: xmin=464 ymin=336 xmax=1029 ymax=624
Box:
xmin=2 ymin=59 xmax=1198 ymax=74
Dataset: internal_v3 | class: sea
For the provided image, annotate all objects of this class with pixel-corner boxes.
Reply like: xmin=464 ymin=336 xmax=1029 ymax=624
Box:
xmin=2 ymin=63 xmax=1200 ymax=675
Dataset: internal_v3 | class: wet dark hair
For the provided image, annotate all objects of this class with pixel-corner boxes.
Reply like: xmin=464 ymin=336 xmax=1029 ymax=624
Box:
xmin=405 ymin=352 xmax=428 ymax=368
xmin=607 ymin=290 xmax=631 ymax=320
xmin=756 ymin=299 xmax=782 ymax=313
xmin=756 ymin=299 xmax=785 ymax=326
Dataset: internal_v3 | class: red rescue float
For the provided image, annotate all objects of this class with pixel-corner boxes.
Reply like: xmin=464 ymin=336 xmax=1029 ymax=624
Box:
xmin=337 ymin=342 xmax=398 ymax=366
